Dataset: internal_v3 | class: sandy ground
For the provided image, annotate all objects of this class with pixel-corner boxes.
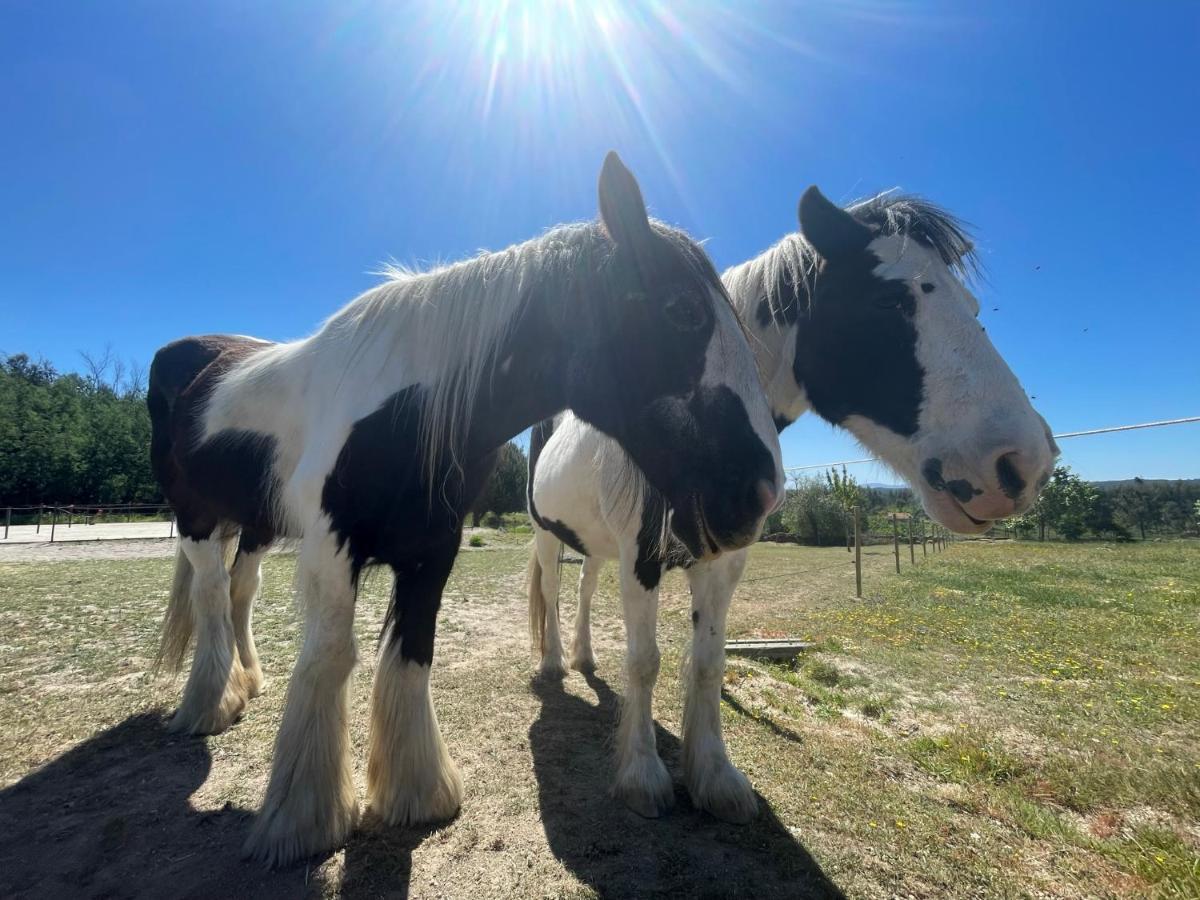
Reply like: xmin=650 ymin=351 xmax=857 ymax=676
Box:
xmin=0 ymin=536 xmax=177 ymax=563
xmin=1 ymin=520 xmax=176 ymax=545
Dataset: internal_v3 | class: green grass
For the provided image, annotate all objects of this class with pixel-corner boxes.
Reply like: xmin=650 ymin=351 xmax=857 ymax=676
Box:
xmin=713 ymin=539 xmax=1200 ymax=898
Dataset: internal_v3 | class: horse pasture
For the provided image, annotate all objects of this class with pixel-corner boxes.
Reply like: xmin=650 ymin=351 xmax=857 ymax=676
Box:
xmin=0 ymin=537 xmax=1196 ymax=898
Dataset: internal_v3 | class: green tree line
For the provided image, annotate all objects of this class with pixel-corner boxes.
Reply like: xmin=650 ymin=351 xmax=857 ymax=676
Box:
xmin=0 ymin=352 xmax=158 ymax=507
xmin=0 ymin=351 xmax=534 ymax=522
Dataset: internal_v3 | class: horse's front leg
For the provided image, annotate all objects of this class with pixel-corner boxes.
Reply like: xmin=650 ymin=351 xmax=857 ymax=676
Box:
xmin=367 ymin=536 xmax=463 ymax=826
xmin=683 ymin=548 xmax=757 ymax=823
xmin=244 ymin=525 xmax=358 ymax=866
xmin=613 ymin=550 xmax=673 ymax=817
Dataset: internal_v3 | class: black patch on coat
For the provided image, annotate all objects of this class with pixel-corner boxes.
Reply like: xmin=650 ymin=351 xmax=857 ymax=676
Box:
xmin=692 ymin=610 xmax=700 ymax=627
xmin=543 ymin=519 xmax=589 ymax=557
xmin=632 ymin=485 xmax=695 ymax=591
xmin=526 ymin=416 xmax=589 ymax=556
xmin=633 ymin=488 xmax=667 ymax=591
xmin=773 ymin=413 xmax=793 ymax=433
xmin=147 ymin=335 xmax=279 ymax=545
xmin=788 ymin=252 xmax=925 ymax=438
xmin=945 ymin=478 xmax=982 ymax=504
xmin=320 ymin=386 xmax=498 ymax=665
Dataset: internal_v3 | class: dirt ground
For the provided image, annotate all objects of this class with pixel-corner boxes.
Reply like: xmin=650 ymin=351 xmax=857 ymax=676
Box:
xmin=0 ymin=536 xmax=177 ymax=563
xmin=0 ymin=538 xmax=859 ymax=900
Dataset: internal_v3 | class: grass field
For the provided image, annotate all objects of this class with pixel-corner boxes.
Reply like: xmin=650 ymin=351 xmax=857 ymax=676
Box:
xmin=0 ymin=537 xmax=1196 ymax=898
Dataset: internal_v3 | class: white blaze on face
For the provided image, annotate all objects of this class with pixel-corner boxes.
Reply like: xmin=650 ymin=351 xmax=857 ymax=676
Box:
xmin=699 ymin=287 xmax=785 ymax=500
xmin=842 ymin=235 xmax=1055 ymax=532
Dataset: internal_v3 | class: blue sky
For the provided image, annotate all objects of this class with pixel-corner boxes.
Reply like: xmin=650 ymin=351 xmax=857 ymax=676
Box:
xmin=2 ymin=1 xmax=1197 ymax=481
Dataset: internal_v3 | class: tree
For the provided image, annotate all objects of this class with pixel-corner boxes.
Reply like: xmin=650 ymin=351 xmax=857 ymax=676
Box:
xmin=826 ymin=466 xmax=862 ymax=551
xmin=0 ymin=352 xmax=158 ymax=507
xmin=470 ymin=441 xmax=528 ymax=527
xmin=1113 ymin=483 xmax=1155 ymax=540
xmin=1014 ymin=465 xmax=1098 ymax=540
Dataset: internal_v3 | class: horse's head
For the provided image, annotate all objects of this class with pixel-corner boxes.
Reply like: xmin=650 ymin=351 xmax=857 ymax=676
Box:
xmin=564 ymin=153 xmax=783 ymax=557
xmin=790 ymin=186 xmax=1056 ymax=533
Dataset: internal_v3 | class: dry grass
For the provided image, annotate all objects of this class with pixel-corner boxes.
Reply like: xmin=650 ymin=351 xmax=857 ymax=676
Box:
xmin=0 ymin=538 xmax=1196 ymax=898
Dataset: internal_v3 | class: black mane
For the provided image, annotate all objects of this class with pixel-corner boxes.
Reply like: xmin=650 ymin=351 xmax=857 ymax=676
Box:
xmin=849 ymin=192 xmax=979 ymax=278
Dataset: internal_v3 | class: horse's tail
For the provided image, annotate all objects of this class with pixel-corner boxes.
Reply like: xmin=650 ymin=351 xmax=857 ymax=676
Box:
xmin=528 ymin=545 xmax=546 ymax=656
xmin=156 ymin=542 xmax=195 ymax=674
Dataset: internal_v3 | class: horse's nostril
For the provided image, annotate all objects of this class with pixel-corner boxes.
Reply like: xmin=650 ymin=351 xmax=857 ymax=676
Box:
xmin=995 ymin=452 xmax=1026 ymax=500
xmin=758 ymin=480 xmax=777 ymax=513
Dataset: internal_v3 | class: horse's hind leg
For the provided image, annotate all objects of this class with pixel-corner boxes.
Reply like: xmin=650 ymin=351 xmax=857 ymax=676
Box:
xmin=368 ymin=537 xmax=462 ymax=826
xmin=245 ymin=525 xmax=357 ymax=866
xmin=613 ymin=552 xmax=673 ymax=817
xmin=569 ymin=556 xmax=601 ymax=673
xmin=169 ymin=534 xmax=247 ymax=735
xmin=229 ymin=539 xmax=268 ymax=699
xmin=683 ymin=549 xmax=757 ymax=823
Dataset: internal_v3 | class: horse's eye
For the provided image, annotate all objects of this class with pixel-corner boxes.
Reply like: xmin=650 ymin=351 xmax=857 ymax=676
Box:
xmin=664 ymin=294 xmax=708 ymax=332
xmin=920 ymin=282 xmax=936 ymax=294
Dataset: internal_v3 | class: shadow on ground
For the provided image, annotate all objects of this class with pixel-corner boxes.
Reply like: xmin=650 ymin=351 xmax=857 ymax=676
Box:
xmin=528 ymin=673 xmax=845 ymax=899
xmin=0 ymin=712 xmax=323 ymax=899
xmin=0 ymin=712 xmax=442 ymax=899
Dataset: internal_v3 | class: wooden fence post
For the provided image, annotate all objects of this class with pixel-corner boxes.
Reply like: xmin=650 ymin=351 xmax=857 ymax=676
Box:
xmin=50 ymin=508 xmax=57 ymax=542
xmin=169 ymin=513 xmax=175 ymax=539
xmin=67 ymin=504 xmax=73 ymax=528
xmin=37 ymin=504 xmax=43 ymax=534
xmin=921 ymin=520 xmax=927 ymax=557
xmin=907 ymin=517 xmax=915 ymax=564
xmin=4 ymin=507 xmax=10 ymax=540
xmin=892 ymin=513 xmax=900 ymax=573
xmin=853 ymin=506 xmax=862 ymax=598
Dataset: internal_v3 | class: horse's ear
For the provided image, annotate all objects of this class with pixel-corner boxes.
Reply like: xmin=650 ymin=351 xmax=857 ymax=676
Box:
xmin=799 ymin=186 xmax=872 ymax=260
xmin=598 ymin=151 xmax=653 ymax=247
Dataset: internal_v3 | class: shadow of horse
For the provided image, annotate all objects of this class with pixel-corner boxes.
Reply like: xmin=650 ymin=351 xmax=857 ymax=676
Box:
xmin=0 ymin=711 xmax=326 ymax=899
xmin=528 ymin=673 xmax=845 ymax=899
xmin=0 ymin=711 xmax=447 ymax=899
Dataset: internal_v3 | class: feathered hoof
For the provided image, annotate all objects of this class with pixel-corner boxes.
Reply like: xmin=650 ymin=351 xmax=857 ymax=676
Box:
xmin=568 ymin=648 xmax=597 ymax=674
xmin=243 ymin=792 xmax=359 ymax=868
xmin=240 ymin=664 xmax=264 ymax=700
xmin=687 ymin=759 xmax=758 ymax=824
xmin=535 ymin=656 xmax=568 ymax=681
xmin=167 ymin=684 xmax=246 ymax=736
xmin=614 ymin=754 xmax=675 ymax=818
xmin=367 ymin=758 xmax=463 ymax=827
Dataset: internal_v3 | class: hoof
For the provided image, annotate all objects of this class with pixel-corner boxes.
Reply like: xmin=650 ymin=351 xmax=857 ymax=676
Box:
xmin=244 ymin=793 xmax=358 ymax=868
xmin=688 ymin=760 xmax=758 ymax=824
xmin=368 ymin=757 xmax=462 ymax=827
xmin=167 ymin=687 xmax=245 ymax=736
xmin=240 ymin=665 xmax=264 ymax=700
xmin=614 ymin=754 xmax=675 ymax=818
xmin=535 ymin=657 xmax=567 ymax=681
xmin=569 ymin=649 xmax=597 ymax=674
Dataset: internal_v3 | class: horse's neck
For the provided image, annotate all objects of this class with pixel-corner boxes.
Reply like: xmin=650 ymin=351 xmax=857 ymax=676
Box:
xmin=735 ymin=292 xmax=811 ymax=428
xmin=460 ymin=291 xmax=572 ymax=459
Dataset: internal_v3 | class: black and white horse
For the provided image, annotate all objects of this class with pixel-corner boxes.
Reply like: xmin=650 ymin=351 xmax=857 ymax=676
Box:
xmin=147 ymin=153 xmax=783 ymax=865
xmin=526 ymin=186 xmax=1057 ymax=822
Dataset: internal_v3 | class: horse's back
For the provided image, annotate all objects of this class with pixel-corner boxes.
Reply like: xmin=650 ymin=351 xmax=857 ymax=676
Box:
xmin=149 ymin=334 xmax=274 ymax=412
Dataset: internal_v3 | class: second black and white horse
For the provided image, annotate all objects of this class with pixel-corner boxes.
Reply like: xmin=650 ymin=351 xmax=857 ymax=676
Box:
xmin=148 ymin=153 xmax=783 ymax=865
xmin=526 ymin=186 xmax=1057 ymax=822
